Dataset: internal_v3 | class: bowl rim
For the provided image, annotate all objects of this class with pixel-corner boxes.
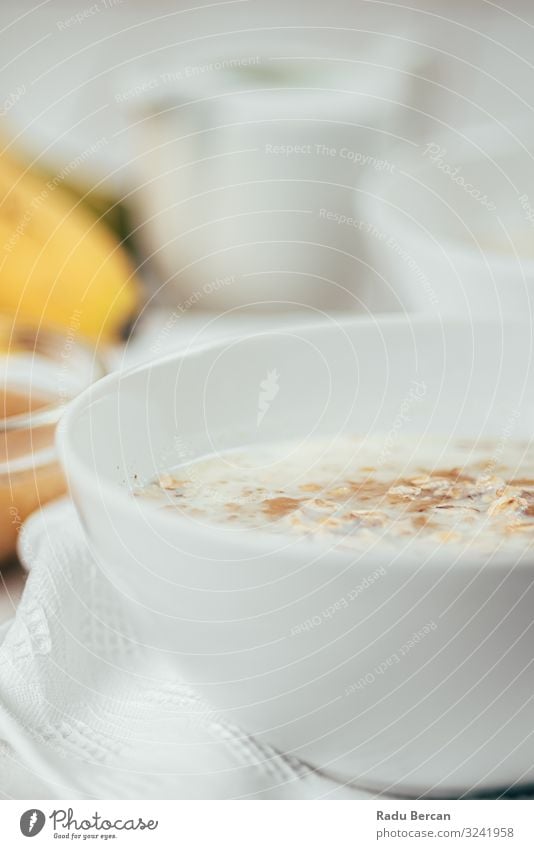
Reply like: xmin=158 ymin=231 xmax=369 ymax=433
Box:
xmin=57 ymin=313 xmax=534 ymax=572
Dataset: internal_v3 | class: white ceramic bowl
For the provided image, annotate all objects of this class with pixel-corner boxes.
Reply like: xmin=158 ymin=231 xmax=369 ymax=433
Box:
xmin=360 ymin=127 xmax=534 ymax=318
xmin=58 ymin=316 xmax=534 ymax=797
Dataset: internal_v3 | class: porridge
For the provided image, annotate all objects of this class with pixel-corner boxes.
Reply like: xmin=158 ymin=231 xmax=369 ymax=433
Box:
xmin=136 ymin=435 xmax=534 ymax=552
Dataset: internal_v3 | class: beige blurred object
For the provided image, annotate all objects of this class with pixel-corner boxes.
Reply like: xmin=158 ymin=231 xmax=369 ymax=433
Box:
xmin=125 ymin=51 xmax=411 ymax=311
xmin=0 ymin=320 xmax=104 ymax=562
xmin=0 ymin=0 xmax=424 ymax=194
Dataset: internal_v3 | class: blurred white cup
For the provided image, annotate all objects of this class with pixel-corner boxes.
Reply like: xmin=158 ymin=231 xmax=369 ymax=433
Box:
xmin=360 ymin=123 xmax=534 ymax=318
xmin=122 ymin=54 xmax=410 ymax=311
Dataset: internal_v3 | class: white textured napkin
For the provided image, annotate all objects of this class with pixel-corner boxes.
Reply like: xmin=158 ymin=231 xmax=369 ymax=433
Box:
xmin=0 ymin=498 xmax=372 ymax=800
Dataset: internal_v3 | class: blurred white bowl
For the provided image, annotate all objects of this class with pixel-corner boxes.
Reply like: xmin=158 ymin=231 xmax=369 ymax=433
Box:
xmin=360 ymin=126 xmax=534 ymax=318
xmin=59 ymin=315 xmax=534 ymax=796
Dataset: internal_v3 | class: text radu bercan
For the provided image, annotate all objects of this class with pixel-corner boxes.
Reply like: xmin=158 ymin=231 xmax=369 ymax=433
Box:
xmin=377 ymin=810 xmax=451 ymax=821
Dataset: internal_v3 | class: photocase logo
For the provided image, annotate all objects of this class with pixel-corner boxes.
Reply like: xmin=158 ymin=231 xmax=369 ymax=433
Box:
xmin=18 ymin=807 xmax=159 ymax=838
xmin=20 ymin=809 xmax=45 ymax=837
xmin=257 ymin=368 xmax=279 ymax=426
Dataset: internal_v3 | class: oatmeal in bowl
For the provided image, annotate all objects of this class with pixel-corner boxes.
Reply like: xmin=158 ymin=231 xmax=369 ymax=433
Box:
xmin=138 ymin=434 xmax=534 ymax=555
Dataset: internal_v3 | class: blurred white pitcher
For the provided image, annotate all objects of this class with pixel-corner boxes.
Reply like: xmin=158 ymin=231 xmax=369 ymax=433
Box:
xmin=125 ymin=55 xmax=408 ymax=311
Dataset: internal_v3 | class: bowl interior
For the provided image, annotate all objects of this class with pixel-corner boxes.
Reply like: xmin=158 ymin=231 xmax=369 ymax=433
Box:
xmin=62 ymin=317 xmax=534 ymax=509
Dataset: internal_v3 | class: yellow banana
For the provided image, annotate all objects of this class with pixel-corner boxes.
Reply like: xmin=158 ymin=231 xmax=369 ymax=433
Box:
xmin=0 ymin=149 xmax=140 ymax=342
